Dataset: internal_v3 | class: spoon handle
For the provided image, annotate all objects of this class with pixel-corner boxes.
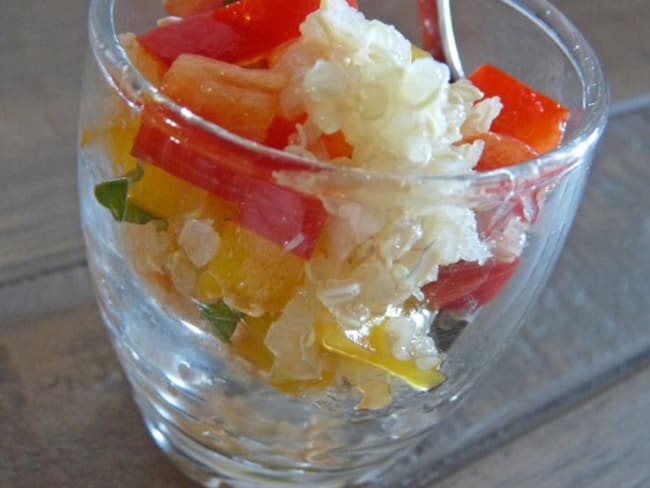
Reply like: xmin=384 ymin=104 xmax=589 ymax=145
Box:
xmin=436 ymin=0 xmax=465 ymax=80
xmin=417 ymin=0 xmax=465 ymax=80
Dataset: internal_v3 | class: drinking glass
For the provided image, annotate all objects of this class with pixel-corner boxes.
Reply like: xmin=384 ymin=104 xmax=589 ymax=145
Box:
xmin=77 ymin=0 xmax=607 ymax=486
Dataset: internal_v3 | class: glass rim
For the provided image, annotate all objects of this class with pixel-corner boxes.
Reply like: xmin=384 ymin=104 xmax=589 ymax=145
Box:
xmin=88 ymin=0 xmax=608 ymax=194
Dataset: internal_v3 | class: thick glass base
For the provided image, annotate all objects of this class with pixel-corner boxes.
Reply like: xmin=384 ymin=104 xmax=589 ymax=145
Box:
xmin=133 ymin=388 xmax=395 ymax=488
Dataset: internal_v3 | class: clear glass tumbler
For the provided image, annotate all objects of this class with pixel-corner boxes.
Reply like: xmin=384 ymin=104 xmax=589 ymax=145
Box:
xmin=77 ymin=0 xmax=607 ymax=486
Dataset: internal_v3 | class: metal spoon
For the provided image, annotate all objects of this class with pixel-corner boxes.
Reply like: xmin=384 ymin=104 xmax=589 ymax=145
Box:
xmin=435 ymin=0 xmax=464 ymax=80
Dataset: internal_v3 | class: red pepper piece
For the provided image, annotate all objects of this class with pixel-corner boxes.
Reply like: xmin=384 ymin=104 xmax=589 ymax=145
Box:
xmin=131 ymin=104 xmax=327 ymax=259
xmin=423 ymin=257 xmax=521 ymax=312
xmin=139 ymin=0 xmax=358 ymax=65
xmin=468 ymin=131 xmax=542 ymax=223
xmin=441 ymin=258 xmax=521 ymax=312
xmin=423 ymin=260 xmax=492 ymax=309
xmin=159 ymin=53 xmax=287 ymax=143
xmin=238 ymin=177 xmax=328 ymax=259
xmin=263 ymin=113 xmax=307 ymax=150
xmin=468 ymin=64 xmax=570 ymax=154
xmin=321 ymin=130 xmax=354 ymax=159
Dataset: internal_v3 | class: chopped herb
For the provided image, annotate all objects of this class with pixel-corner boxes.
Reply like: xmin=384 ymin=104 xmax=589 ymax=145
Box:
xmin=94 ymin=178 xmax=128 ymax=221
xmin=223 ymin=0 xmax=240 ymax=5
xmin=198 ymin=300 xmax=242 ymax=342
xmin=94 ymin=166 xmax=167 ymax=231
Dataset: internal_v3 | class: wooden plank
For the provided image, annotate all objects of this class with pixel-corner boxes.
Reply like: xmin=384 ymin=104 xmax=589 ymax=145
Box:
xmin=0 ymin=0 xmax=87 ymax=286
xmin=433 ymin=364 xmax=650 ymax=488
xmin=0 ymin=303 xmax=196 ymax=488
xmin=0 ymin=262 xmax=91 ymax=323
xmin=554 ymin=0 xmax=650 ymax=104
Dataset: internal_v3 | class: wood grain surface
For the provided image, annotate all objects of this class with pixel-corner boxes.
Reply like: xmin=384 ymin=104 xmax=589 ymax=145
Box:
xmin=0 ymin=303 xmax=194 ymax=488
xmin=435 ymin=365 xmax=650 ymax=488
xmin=0 ymin=0 xmax=87 ymax=287
xmin=1 ymin=0 xmax=649 ymax=487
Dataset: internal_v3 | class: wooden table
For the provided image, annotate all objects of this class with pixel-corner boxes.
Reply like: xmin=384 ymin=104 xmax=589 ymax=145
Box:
xmin=2 ymin=1 xmax=649 ymax=486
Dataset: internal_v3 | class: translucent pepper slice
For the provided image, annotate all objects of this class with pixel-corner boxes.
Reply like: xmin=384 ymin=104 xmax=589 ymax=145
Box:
xmin=316 ymin=322 xmax=444 ymax=391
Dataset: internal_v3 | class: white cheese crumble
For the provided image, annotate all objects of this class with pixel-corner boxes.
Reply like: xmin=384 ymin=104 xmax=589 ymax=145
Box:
xmin=178 ymin=219 xmax=220 ymax=267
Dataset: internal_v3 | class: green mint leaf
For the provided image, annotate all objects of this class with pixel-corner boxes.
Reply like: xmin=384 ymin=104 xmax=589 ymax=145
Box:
xmin=123 ymin=201 xmax=168 ymax=231
xmin=94 ymin=166 xmax=167 ymax=230
xmin=94 ymin=179 xmax=128 ymax=221
xmin=198 ymin=300 xmax=242 ymax=342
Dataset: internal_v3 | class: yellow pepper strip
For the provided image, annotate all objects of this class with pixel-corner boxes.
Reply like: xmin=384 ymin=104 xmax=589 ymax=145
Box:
xmin=316 ymin=322 xmax=444 ymax=391
xmin=411 ymin=44 xmax=432 ymax=61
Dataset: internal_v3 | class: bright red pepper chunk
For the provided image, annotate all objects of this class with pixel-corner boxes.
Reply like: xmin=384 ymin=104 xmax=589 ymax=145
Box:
xmin=468 ymin=64 xmax=570 ymax=154
xmin=139 ymin=0 xmax=358 ymax=66
xmin=263 ymin=114 xmax=307 ymax=150
xmin=423 ymin=258 xmax=521 ymax=312
xmin=442 ymin=259 xmax=521 ymax=312
xmin=131 ymin=104 xmax=328 ymax=259
xmin=237 ymin=177 xmax=328 ymax=259
xmin=422 ymin=260 xmax=492 ymax=309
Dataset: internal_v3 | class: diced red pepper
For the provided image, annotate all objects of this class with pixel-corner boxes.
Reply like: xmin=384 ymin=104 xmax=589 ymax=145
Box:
xmin=467 ymin=131 xmax=542 ymax=223
xmin=422 ymin=260 xmax=491 ymax=309
xmin=321 ymin=130 xmax=354 ymax=159
xmin=238 ymin=178 xmax=328 ymax=258
xmin=139 ymin=0 xmax=358 ymax=66
xmin=264 ymin=114 xmax=307 ymax=150
xmin=131 ymin=104 xmax=328 ymax=259
xmin=470 ymin=132 xmax=540 ymax=172
xmin=416 ymin=0 xmax=445 ymax=62
xmin=468 ymin=64 xmax=570 ymax=154
xmin=159 ymin=54 xmax=287 ymax=142
xmin=442 ymin=258 xmax=520 ymax=311
xmin=423 ymin=258 xmax=520 ymax=312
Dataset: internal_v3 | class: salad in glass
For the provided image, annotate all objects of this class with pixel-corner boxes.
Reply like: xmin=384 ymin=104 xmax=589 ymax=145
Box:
xmin=78 ymin=0 xmax=606 ymax=485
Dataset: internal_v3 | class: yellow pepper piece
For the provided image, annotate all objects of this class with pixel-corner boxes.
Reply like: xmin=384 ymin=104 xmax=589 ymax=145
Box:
xmin=198 ymin=222 xmax=305 ymax=315
xmin=231 ymin=315 xmax=276 ymax=373
xmin=196 ymin=270 xmax=223 ymax=303
xmin=128 ymin=162 xmax=237 ymax=223
xmin=316 ymin=322 xmax=444 ymax=391
xmin=411 ymin=44 xmax=432 ymax=61
xmin=80 ymin=118 xmax=140 ymax=175
xmin=106 ymin=119 xmax=141 ymax=175
xmin=96 ymin=112 xmax=237 ymax=225
xmin=270 ymin=369 xmax=336 ymax=398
